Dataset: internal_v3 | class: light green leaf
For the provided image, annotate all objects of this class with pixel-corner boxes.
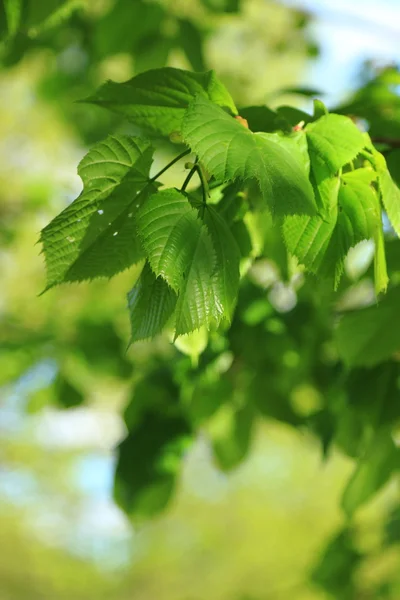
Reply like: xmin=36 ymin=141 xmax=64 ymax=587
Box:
xmin=4 ymin=0 xmax=22 ymax=35
xmin=313 ymin=99 xmax=328 ymax=120
xmin=342 ymin=429 xmax=400 ymax=517
xmin=136 ymin=189 xmax=216 ymax=336
xmin=310 ymin=149 xmax=340 ymax=218
xmin=379 ymin=167 xmax=400 ymax=237
xmin=127 ymin=263 xmax=177 ymax=342
xmin=306 ymin=114 xmax=366 ymax=172
xmin=204 ymin=206 xmax=241 ymax=324
xmin=40 ymin=135 xmax=154 ymax=289
xmin=84 ymin=67 xmax=237 ymax=137
xmin=283 ymin=168 xmax=383 ymax=289
xmin=336 ymin=285 xmax=400 ymax=367
xmin=183 ymin=95 xmax=316 ymax=215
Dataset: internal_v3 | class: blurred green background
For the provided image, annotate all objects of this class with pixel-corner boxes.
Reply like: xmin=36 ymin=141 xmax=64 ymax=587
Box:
xmin=1 ymin=0 xmax=400 ymax=598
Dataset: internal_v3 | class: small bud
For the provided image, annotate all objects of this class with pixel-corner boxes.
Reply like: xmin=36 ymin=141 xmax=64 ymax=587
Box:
xmin=293 ymin=120 xmax=305 ymax=132
xmin=170 ymin=131 xmax=183 ymax=144
xmin=234 ymin=115 xmax=249 ymax=129
xmin=184 ymin=161 xmax=196 ymax=170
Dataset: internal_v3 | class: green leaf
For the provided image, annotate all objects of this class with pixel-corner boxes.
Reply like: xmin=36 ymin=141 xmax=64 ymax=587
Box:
xmin=136 ymin=189 xmax=216 ymax=336
xmin=4 ymin=0 xmax=22 ymax=35
xmin=85 ymin=67 xmax=237 ymax=137
xmin=276 ymin=105 xmax=312 ymax=127
xmin=313 ymin=99 xmax=328 ymax=120
xmin=56 ymin=374 xmax=84 ymax=409
xmin=277 ymin=86 xmax=323 ymax=98
xmin=200 ymin=0 xmax=241 ymax=13
xmin=114 ymin=409 xmax=192 ymax=518
xmin=239 ymin=105 xmax=290 ymax=133
xmin=204 ymin=206 xmax=241 ymax=323
xmin=183 ymin=95 xmax=316 ymax=215
xmin=336 ymin=285 xmax=400 ymax=367
xmin=283 ymin=167 xmax=383 ymax=289
xmin=178 ymin=19 xmax=206 ymax=72
xmin=127 ymin=263 xmax=177 ymax=342
xmin=305 ymin=114 xmax=366 ymax=173
xmin=312 ymin=528 xmax=362 ymax=598
xmin=379 ymin=166 xmax=400 ymax=237
xmin=342 ymin=428 xmax=400 ymax=517
xmin=387 ymin=149 xmax=400 ymax=187
xmin=210 ymin=403 xmax=254 ymax=471
xmin=40 ymin=135 xmax=155 ymax=289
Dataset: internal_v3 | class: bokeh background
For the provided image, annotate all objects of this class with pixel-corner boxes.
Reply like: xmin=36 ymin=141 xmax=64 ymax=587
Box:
xmin=1 ymin=0 xmax=400 ymax=598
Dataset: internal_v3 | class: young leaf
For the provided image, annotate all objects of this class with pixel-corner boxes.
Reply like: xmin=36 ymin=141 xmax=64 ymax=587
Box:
xmin=379 ymin=167 xmax=400 ymax=237
xmin=136 ymin=189 xmax=216 ymax=336
xmin=84 ymin=67 xmax=237 ymax=137
xmin=127 ymin=263 xmax=177 ymax=342
xmin=342 ymin=428 xmax=400 ymax=517
xmin=313 ymin=99 xmax=328 ymax=120
xmin=336 ymin=285 xmax=400 ymax=367
xmin=40 ymin=135 xmax=155 ymax=289
xmin=305 ymin=114 xmax=366 ymax=172
xmin=204 ymin=206 xmax=241 ymax=323
xmin=182 ymin=95 xmax=316 ymax=215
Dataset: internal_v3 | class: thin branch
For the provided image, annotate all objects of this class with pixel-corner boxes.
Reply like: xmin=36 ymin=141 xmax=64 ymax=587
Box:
xmin=150 ymin=148 xmax=191 ymax=182
xmin=181 ymin=165 xmax=197 ymax=192
xmin=371 ymin=137 xmax=400 ymax=149
xmin=195 ymin=163 xmax=209 ymax=205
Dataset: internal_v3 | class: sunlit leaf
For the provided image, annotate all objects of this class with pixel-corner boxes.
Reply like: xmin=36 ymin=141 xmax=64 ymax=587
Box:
xmin=40 ymin=135 xmax=155 ymax=288
xmin=137 ymin=188 xmax=216 ymax=336
xmin=183 ymin=95 xmax=316 ymax=215
xmin=85 ymin=68 xmax=237 ymax=137
xmin=305 ymin=114 xmax=366 ymax=172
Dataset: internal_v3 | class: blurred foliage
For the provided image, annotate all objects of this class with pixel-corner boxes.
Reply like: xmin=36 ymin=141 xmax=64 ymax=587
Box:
xmin=2 ymin=0 xmax=400 ymax=599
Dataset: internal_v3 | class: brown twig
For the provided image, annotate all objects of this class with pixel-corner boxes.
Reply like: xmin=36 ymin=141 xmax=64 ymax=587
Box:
xmin=371 ymin=137 xmax=400 ymax=148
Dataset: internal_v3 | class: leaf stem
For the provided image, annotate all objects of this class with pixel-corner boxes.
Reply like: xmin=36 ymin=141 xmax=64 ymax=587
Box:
xmin=150 ymin=148 xmax=191 ymax=183
xmin=196 ymin=163 xmax=209 ymax=205
xmin=181 ymin=165 xmax=197 ymax=191
xmin=371 ymin=137 xmax=400 ymax=149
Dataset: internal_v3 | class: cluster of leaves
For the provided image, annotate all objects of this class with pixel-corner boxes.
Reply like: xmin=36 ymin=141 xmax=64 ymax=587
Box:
xmin=41 ymin=66 xmax=399 ymax=342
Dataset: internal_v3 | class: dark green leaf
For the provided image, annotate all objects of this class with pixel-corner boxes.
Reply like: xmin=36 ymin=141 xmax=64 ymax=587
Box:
xmin=56 ymin=374 xmax=84 ymax=409
xmin=114 ymin=409 xmax=192 ymax=518
xmin=336 ymin=285 xmax=400 ymax=367
xmin=312 ymin=528 xmax=362 ymax=598
xmin=342 ymin=428 xmax=400 ymax=517
xmin=178 ymin=19 xmax=206 ymax=72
